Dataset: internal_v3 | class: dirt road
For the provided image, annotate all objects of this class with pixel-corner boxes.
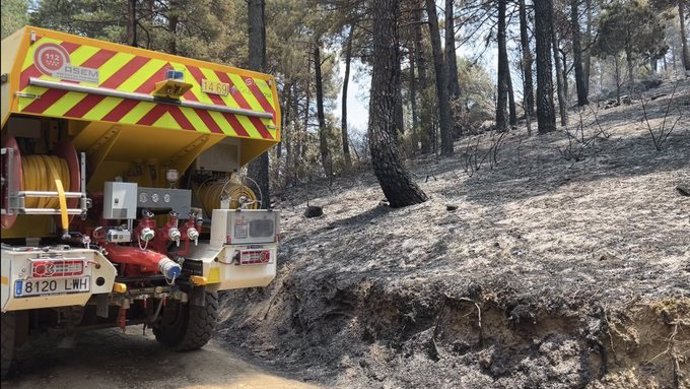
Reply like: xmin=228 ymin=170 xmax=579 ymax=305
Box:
xmin=5 ymin=327 xmax=318 ymax=389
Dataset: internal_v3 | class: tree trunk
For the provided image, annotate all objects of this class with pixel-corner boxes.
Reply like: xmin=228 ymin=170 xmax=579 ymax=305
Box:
xmin=425 ymin=0 xmax=453 ymax=155
xmin=395 ymin=58 xmax=405 ymax=140
xmin=552 ymin=22 xmax=567 ymax=127
xmin=314 ymin=42 xmax=333 ymax=178
xmin=571 ymin=0 xmax=588 ymax=105
xmin=413 ymin=7 xmax=432 ymax=154
xmin=534 ymin=0 xmax=556 ymax=134
xmin=246 ymin=0 xmax=270 ymax=209
xmin=614 ymin=55 xmax=621 ymax=104
xmin=584 ymin=0 xmax=592 ymax=96
xmin=518 ymin=0 xmax=535 ymax=116
xmin=126 ymin=0 xmax=137 ymax=47
xmin=496 ymin=0 xmax=509 ymax=131
xmin=507 ymin=66 xmax=517 ymax=126
xmin=168 ymin=14 xmax=178 ymax=55
xmin=445 ymin=0 xmax=461 ymax=101
xmin=626 ymin=49 xmax=635 ymax=96
xmin=679 ymin=3 xmax=690 ymax=71
xmin=410 ymin=44 xmax=419 ymax=135
xmin=369 ymin=0 xmax=428 ymax=208
xmin=277 ymin=84 xmax=292 ymax=159
xmin=341 ymin=25 xmax=354 ymax=170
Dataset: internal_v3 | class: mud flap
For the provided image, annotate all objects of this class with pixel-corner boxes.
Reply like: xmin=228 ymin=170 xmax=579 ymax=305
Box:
xmin=190 ymin=286 xmax=206 ymax=307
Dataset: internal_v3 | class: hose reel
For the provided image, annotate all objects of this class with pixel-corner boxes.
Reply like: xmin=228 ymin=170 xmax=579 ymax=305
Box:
xmin=194 ymin=176 xmax=259 ymax=218
xmin=1 ymin=136 xmax=84 ymax=232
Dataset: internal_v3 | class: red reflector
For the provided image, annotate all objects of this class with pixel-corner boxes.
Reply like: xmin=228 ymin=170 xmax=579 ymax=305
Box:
xmin=239 ymin=250 xmax=270 ymax=265
xmin=31 ymin=259 xmax=84 ymax=278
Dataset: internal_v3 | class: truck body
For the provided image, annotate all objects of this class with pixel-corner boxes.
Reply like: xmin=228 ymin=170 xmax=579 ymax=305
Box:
xmin=1 ymin=27 xmax=280 ymax=378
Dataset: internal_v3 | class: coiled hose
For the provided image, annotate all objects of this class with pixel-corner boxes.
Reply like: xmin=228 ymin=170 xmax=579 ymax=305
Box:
xmin=22 ymin=155 xmax=71 ymax=234
xmin=195 ymin=179 xmax=258 ymax=218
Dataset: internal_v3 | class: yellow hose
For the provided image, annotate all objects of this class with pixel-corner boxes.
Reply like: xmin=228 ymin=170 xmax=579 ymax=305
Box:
xmin=195 ymin=179 xmax=258 ymax=217
xmin=22 ymin=155 xmax=71 ymax=233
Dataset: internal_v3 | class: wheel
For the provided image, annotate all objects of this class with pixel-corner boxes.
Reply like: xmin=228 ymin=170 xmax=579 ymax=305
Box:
xmin=153 ymin=290 xmax=218 ymax=351
xmin=1 ymin=312 xmax=16 ymax=380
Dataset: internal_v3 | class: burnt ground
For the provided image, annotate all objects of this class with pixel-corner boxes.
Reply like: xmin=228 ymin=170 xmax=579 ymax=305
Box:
xmin=218 ymin=78 xmax=690 ymax=389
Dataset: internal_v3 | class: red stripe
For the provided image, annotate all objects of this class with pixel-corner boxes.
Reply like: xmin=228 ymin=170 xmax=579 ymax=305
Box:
xmin=187 ymin=66 xmax=224 ymax=105
xmin=222 ymin=113 xmax=250 ymax=137
xmin=20 ymin=66 xmax=41 ymax=89
xmin=135 ymin=62 xmax=170 ymax=93
xmin=61 ymin=42 xmax=80 ymax=53
xmin=249 ymin=117 xmax=273 ymax=140
xmin=102 ymin=99 xmax=140 ymax=122
xmin=64 ymin=94 xmax=106 ymax=117
xmin=80 ymin=49 xmax=117 ymax=69
xmin=194 ymin=109 xmax=223 ymax=134
xmin=168 ymin=107 xmax=195 ymax=131
xmin=137 ymin=104 xmax=169 ymax=126
xmin=214 ymin=71 xmax=252 ymax=110
xmin=22 ymin=89 xmax=68 ymax=113
xmin=247 ymin=81 xmax=275 ymax=116
xmin=101 ymin=56 xmax=150 ymax=89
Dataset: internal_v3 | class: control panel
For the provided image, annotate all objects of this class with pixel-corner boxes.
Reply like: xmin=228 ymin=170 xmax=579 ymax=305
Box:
xmin=103 ymin=182 xmax=138 ymax=220
xmin=137 ymin=187 xmax=191 ymax=216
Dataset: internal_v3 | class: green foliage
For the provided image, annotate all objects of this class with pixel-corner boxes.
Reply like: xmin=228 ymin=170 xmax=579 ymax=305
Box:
xmin=1 ymin=0 xmax=29 ymax=39
xmin=593 ymin=1 xmax=668 ymax=61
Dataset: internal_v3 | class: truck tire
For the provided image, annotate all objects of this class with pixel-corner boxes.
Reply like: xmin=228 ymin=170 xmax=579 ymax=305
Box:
xmin=1 ymin=312 xmax=16 ymax=380
xmin=153 ymin=291 xmax=218 ymax=351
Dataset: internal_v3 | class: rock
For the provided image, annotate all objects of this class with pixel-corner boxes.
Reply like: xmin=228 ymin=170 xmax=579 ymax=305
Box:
xmin=446 ymin=204 xmax=458 ymax=211
xmin=676 ymin=184 xmax=690 ymax=197
xmin=304 ymin=205 xmax=323 ymax=218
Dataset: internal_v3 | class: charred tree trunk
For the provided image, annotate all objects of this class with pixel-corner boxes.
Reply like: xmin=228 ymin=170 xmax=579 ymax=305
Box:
xmin=584 ymin=0 xmax=592 ymax=95
xmin=445 ymin=0 xmax=461 ymax=101
xmin=126 ymin=0 xmax=137 ymax=47
xmin=571 ymin=0 xmax=588 ymax=105
xmin=518 ymin=0 xmax=535 ymax=117
xmin=395 ymin=58 xmax=405 ymax=140
xmin=678 ymin=3 xmax=690 ymax=71
xmin=277 ymin=84 xmax=292 ymax=159
xmin=425 ymin=0 xmax=453 ymax=155
xmin=341 ymin=25 xmax=354 ymax=170
xmin=410 ymin=44 xmax=419 ymax=135
xmin=534 ymin=0 xmax=556 ymax=134
xmin=369 ymin=0 xmax=428 ymax=208
xmin=314 ymin=42 xmax=333 ymax=178
xmin=552 ymin=21 xmax=567 ymax=127
xmin=246 ymin=0 xmax=270 ymax=209
xmin=496 ymin=0 xmax=509 ymax=131
xmin=414 ymin=7 xmax=432 ymax=154
xmin=507 ymin=66 xmax=517 ymax=126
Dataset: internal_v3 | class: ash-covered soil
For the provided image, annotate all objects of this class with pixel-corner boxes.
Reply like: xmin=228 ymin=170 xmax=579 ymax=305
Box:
xmin=219 ymin=78 xmax=690 ymax=389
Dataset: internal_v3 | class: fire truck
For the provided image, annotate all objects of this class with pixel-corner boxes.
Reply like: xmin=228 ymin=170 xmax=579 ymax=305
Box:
xmin=1 ymin=27 xmax=280 ymax=378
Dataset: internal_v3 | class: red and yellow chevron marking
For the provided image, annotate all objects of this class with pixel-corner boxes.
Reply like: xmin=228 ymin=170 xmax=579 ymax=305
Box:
xmin=15 ymin=33 xmax=279 ymax=141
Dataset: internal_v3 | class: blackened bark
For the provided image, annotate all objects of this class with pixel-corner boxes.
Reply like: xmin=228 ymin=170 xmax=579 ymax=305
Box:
xmin=534 ymin=0 xmax=556 ymax=134
xmin=571 ymin=0 xmax=588 ymax=105
xmin=519 ymin=0 xmax=535 ymax=116
xmin=341 ymin=25 xmax=354 ymax=169
xmin=445 ymin=0 xmax=461 ymax=101
xmin=246 ymin=0 xmax=270 ymax=209
xmin=414 ymin=7 xmax=432 ymax=154
xmin=507 ymin=66 xmax=517 ymax=126
xmin=552 ymin=25 xmax=567 ymax=127
xmin=425 ymin=0 xmax=453 ymax=155
xmin=679 ymin=3 xmax=690 ymax=71
xmin=410 ymin=45 xmax=419 ymax=134
xmin=395 ymin=58 xmax=405 ymax=139
xmin=369 ymin=0 xmax=428 ymax=208
xmin=584 ymin=0 xmax=592 ymax=95
xmin=314 ymin=42 xmax=333 ymax=177
xmin=496 ymin=0 xmax=509 ymax=131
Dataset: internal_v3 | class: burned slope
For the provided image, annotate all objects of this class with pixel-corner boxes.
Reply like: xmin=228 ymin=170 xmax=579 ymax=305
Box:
xmin=218 ymin=80 xmax=690 ymax=388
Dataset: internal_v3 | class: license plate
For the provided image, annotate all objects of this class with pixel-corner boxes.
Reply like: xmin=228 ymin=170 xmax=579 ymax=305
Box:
xmin=14 ymin=276 xmax=90 ymax=297
xmin=201 ymin=79 xmax=229 ymax=96
xmin=239 ymin=250 xmax=271 ymax=265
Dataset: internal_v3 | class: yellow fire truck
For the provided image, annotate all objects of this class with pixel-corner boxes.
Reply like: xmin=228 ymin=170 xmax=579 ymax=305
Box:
xmin=1 ymin=27 xmax=280 ymax=378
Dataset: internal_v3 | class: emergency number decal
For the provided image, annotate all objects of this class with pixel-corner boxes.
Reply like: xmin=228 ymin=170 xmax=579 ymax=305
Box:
xmin=34 ymin=43 xmax=100 ymax=84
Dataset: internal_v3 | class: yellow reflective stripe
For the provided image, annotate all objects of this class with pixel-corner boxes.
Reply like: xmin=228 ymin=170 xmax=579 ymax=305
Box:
xmin=180 ymin=64 xmax=211 ymax=103
xmin=97 ymin=53 xmax=134 ymax=84
xmin=120 ymin=101 xmax=153 ymax=124
xmin=153 ymin=111 xmax=181 ymax=130
xmin=180 ymin=108 xmax=210 ymax=134
xmin=42 ymin=92 xmax=86 ymax=117
xmin=118 ymin=58 xmax=166 ymax=92
xmin=255 ymin=79 xmax=276 ymax=111
xmin=85 ymin=96 xmax=120 ymax=119
xmin=228 ymin=74 xmax=263 ymax=112
xmin=235 ymin=114 xmax=261 ymax=139
xmin=69 ymin=45 xmax=99 ymax=66
xmin=208 ymin=111 xmax=235 ymax=136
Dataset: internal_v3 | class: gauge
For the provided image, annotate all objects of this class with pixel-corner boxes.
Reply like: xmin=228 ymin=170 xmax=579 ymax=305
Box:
xmin=139 ymin=192 xmax=148 ymax=203
xmin=151 ymin=193 xmax=160 ymax=203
